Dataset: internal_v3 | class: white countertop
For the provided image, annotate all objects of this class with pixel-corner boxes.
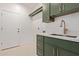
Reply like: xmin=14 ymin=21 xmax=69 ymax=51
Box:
xmin=37 ymin=33 xmax=79 ymax=42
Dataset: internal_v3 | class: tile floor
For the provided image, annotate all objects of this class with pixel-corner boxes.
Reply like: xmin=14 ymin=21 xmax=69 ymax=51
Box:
xmin=0 ymin=44 xmax=36 ymax=56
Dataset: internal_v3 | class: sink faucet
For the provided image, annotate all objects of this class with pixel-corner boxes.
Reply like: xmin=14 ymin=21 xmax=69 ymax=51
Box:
xmin=60 ymin=20 xmax=68 ymax=34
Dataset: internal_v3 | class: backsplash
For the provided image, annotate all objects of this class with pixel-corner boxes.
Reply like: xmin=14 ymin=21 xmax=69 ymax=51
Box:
xmin=45 ymin=12 xmax=79 ymax=35
xmin=32 ymin=12 xmax=79 ymax=36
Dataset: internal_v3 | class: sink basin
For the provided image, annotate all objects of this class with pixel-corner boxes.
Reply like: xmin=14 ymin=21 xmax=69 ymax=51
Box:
xmin=51 ymin=34 xmax=77 ymax=38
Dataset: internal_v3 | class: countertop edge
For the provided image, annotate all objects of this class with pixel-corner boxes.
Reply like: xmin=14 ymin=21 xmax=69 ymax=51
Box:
xmin=37 ymin=33 xmax=79 ymax=43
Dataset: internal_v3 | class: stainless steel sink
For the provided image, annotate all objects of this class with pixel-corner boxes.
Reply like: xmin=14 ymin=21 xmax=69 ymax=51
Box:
xmin=51 ymin=34 xmax=77 ymax=38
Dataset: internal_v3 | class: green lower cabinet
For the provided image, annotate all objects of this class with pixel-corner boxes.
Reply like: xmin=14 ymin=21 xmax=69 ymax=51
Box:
xmin=58 ymin=48 xmax=79 ymax=56
xmin=44 ymin=36 xmax=57 ymax=56
xmin=37 ymin=42 xmax=43 ymax=56
xmin=44 ymin=43 xmax=57 ymax=56
xmin=37 ymin=35 xmax=44 ymax=56
xmin=37 ymin=48 xmax=43 ymax=56
xmin=37 ymin=35 xmax=79 ymax=56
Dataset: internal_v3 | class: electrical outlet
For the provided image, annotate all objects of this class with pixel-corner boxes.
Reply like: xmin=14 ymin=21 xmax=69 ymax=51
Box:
xmin=43 ymin=30 xmax=46 ymax=33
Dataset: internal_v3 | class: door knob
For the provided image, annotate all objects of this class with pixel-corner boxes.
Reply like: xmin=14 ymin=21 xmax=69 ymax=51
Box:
xmin=17 ymin=28 xmax=20 ymax=33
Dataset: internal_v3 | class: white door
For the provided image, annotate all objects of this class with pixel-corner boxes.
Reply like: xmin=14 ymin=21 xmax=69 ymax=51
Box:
xmin=16 ymin=15 xmax=27 ymax=45
xmin=2 ymin=10 xmax=20 ymax=49
xmin=0 ymin=10 xmax=3 ymax=49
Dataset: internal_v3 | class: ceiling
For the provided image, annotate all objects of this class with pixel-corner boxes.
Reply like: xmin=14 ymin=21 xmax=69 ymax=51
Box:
xmin=20 ymin=3 xmax=42 ymax=14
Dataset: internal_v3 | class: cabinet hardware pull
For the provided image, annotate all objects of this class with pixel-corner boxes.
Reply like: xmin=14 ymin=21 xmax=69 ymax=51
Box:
xmin=59 ymin=5 xmax=61 ymax=12
xmin=57 ymin=48 xmax=59 ymax=56
xmin=62 ymin=4 xmax=65 ymax=11
xmin=17 ymin=28 xmax=20 ymax=33
xmin=53 ymin=48 xmax=55 ymax=56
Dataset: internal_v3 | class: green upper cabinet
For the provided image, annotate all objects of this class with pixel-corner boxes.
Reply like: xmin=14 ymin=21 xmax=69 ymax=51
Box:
xmin=50 ymin=3 xmax=79 ymax=17
xmin=62 ymin=3 xmax=79 ymax=13
xmin=43 ymin=3 xmax=54 ymax=23
xmin=50 ymin=3 xmax=62 ymax=16
xmin=43 ymin=3 xmax=61 ymax=23
xmin=43 ymin=3 xmax=50 ymax=23
xmin=43 ymin=3 xmax=79 ymax=23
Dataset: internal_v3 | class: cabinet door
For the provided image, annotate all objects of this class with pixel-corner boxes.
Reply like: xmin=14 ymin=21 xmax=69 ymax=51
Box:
xmin=43 ymin=3 xmax=51 ymax=23
xmin=63 ymin=3 xmax=79 ymax=12
xmin=44 ymin=43 xmax=57 ymax=56
xmin=58 ymin=48 xmax=79 ymax=56
xmin=37 ymin=35 xmax=44 ymax=56
xmin=50 ymin=3 xmax=61 ymax=16
xmin=44 ymin=37 xmax=57 ymax=56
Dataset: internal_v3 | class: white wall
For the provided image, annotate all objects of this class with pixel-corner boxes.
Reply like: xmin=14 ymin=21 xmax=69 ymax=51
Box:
xmin=0 ymin=3 xmax=34 ymax=49
xmin=0 ymin=3 xmax=28 ymax=15
xmin=21 ymin=3 xmax=42 ymax=14
xmin=32 ymin=12 xmax=45 ymax=33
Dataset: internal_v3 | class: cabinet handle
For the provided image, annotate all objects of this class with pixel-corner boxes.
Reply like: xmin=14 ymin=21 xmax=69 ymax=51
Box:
xmin=53 ymin=48 xmax=55 ymax=55
xmin=57 ymin=48 xmax=59 ymax=56
xmin=17 ymin=28 xmax=20 ymax=33
xmin=62 ymin=4 xmax=65 ymax=11
xmin=59 ymin=5 xmax=61 ymax=12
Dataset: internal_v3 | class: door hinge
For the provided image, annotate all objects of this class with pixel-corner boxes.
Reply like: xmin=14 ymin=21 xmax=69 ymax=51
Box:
xmin=1 ymin=26 xmax=3 ymax=31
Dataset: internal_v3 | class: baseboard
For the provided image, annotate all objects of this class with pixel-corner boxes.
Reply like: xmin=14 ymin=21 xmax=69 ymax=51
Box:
xmin=1 ymin=45 xmax=20 ymax=51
